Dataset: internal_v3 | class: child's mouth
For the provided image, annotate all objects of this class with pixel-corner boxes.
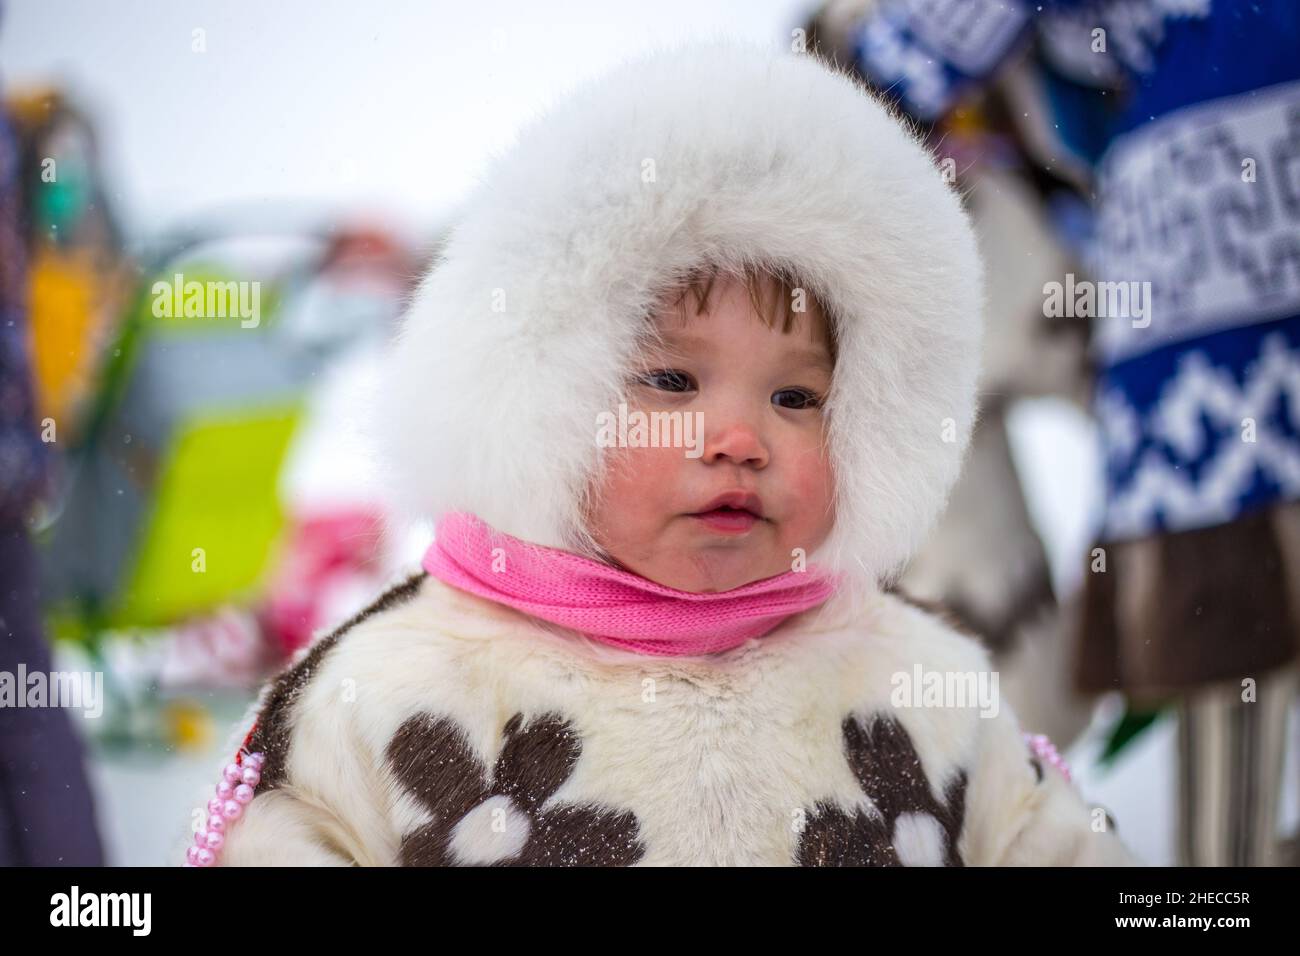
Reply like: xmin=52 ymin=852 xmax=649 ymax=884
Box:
xmin=689 ymin=506 xmax=760 ymax=534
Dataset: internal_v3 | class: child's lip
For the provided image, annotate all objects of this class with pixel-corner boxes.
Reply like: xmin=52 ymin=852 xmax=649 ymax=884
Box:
xmin=693 ymin=491 xmax=764 ymax=518
xmin=689 ymin=508 xmax=761 ymax=535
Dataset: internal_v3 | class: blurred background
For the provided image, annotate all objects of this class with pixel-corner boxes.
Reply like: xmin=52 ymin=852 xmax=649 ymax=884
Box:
xmin=1 ymin=0 xmax=1296 ymax=867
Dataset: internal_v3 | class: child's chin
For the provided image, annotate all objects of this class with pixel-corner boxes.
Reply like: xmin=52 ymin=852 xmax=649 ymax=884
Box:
xmin=651 ymin=548 xmax=781 ymax=594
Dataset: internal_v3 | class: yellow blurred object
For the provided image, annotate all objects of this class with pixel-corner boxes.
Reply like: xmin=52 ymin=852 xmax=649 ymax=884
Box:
xmin=945 ymin=99 xmax=989 ymax=135
xmin=164 ymin=699 xmax=215 ymax=753
xmin=28 ymin=246 xmax=114 ymax=431
xmin=6 ymin=86 xmax=62 ymax=127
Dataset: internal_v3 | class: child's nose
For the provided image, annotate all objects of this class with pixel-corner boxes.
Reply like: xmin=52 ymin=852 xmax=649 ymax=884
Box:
xmin=701 ymin=417 xmax=769 ymax=468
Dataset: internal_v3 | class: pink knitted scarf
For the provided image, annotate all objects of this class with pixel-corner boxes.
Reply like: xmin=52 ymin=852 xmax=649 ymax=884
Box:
xmin=421 ymin=511 xmax=841 ymax=657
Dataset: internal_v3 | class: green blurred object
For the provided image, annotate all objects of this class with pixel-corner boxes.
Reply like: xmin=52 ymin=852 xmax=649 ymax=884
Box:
xmin=112 ymin=404 xmax=299 ymax=627
xmin=1098 ymin=703 xmax=1167 ymax=765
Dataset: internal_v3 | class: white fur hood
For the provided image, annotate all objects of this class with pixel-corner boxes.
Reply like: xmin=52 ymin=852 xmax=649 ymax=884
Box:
xmin=376 ymin=40 xmax=984 ymax=590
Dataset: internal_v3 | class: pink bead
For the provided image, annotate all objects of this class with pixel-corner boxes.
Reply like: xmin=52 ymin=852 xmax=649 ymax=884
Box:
xmin=249 ymin=752 xmax=266 ymax=768
xmin=186 ymin=845 xmax=200 ymax=865
xmin=196 ymin=848 xmax=216 ymax=867
xmin=221 ymin=799 xmax=243 ymax=820
xmin=204 ymin=830 xmax=225 ymax=851
xmin=207 ymin=797 xmax=223 ymax=816
xmin=241 ymin=766 xmax=260 ymax=787
xmin=194 ymin=829 xmax=208 ymax=846
xmin=206 ymin=815 xmax=226 ymax=834
xmin=234 ymin=783 xmax=255 ymax=804
xmin=216 ymin=779 xmax=234 ymax=799
xmin=223 ymin=762 xmax=243 ymax=783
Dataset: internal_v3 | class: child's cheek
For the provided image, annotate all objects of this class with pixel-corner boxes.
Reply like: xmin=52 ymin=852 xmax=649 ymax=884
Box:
xmin=783 ymin=441 xmax=837 ymax=533
xmin=600 ymin=442 xmax=685 ymax=507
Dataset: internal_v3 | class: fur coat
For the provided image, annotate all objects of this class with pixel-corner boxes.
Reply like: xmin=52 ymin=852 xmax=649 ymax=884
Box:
xmin=200 ymin=571 xmax=1133 ymax=865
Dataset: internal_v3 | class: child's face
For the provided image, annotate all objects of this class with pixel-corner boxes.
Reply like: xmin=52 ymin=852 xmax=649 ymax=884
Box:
xmin=585 ymin=274 xmax=836 ymax=593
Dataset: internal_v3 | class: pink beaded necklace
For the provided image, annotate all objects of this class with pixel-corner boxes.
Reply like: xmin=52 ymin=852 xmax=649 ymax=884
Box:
xmin=184 ymin=749 xmax=266 ymax=867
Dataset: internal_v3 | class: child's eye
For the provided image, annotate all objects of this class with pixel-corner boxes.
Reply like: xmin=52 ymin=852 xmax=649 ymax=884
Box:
xmin=637 ymin=369 xmax=695 ymax=392
xmin=773 ymin=387 xmax=824 ymax=410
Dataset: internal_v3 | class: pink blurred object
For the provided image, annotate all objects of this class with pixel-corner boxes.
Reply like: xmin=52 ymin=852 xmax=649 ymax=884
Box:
xmin=259 ymin=507 xmax=388 ymax=658
xmin=160 ymin=605 xmax=269 ymax=689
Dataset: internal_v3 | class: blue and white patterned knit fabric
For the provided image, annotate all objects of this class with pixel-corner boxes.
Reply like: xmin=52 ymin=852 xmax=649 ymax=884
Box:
xmin=852 ymin=0 xmax=1300 ymax=541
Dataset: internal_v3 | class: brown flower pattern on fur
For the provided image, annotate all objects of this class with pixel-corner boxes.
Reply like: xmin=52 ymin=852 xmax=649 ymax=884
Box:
xmin=797 ymin=713 xmax=968 ymax=866
xmin=386 ymin=711 xmax=645 ymax=866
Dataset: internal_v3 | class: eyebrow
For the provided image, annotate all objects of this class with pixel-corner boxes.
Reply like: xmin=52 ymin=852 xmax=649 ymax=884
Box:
xmin=789 ymin=346 xmax=835 ymax=374
xmin=651 ymin=331 xmax=834 ymax=373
